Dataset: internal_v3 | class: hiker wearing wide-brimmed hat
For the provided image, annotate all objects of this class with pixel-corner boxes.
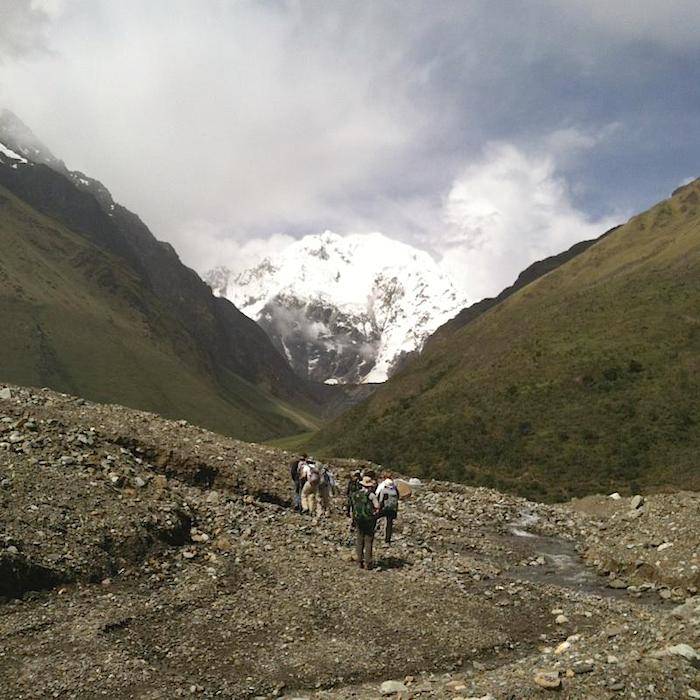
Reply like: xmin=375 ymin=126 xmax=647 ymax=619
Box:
xmin=351 ymin=474 xmax=380 ymax=569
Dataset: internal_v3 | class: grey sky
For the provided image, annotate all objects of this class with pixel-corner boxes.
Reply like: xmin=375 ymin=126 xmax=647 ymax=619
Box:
xmin=1 ymin=0 xmax=699 ymax=300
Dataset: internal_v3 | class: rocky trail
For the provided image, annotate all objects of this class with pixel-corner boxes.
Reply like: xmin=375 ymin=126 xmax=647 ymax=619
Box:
xmin=0 ymin=384 xmax=698 ymax=699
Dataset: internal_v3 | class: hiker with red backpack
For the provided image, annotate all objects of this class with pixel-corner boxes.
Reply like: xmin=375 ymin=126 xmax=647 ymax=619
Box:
xmin=376 ymin=473 xmax=400 ymax=545
xmin=351 ymin=474 xmax=380 ymax=569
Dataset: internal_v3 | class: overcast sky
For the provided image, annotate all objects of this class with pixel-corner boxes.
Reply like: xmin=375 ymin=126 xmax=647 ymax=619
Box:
xmin=1 ymin=0 xmax=698 ymax=301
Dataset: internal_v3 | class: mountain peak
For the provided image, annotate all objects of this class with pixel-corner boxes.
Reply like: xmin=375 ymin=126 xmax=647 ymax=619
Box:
xmin=204 ymin=232 xmax=467 ymax=384
xmin=0 ymin=109 xmax=65 ymax=170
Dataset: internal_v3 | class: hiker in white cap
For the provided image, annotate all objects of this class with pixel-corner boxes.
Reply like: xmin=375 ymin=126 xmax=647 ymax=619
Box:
xmin=350 ymin=475 xmax=380 ymax=569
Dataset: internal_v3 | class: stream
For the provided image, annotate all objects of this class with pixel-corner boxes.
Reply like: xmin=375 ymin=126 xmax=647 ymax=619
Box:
xmin=505 ymin=510 xmax=664 ymax=605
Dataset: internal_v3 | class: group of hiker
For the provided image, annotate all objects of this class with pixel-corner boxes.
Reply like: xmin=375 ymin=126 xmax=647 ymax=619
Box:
xmin=289 ymin=454 xmax=401 ymax=570
xmin=290 ymin=453 xmax=338 ymax=517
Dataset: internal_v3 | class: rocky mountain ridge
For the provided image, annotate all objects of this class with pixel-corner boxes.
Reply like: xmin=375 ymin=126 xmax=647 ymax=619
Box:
xmin=205 ymin=232 xmax=466 ymax=384
xmin=0 ymin=110 xmax=358 ymax=440
xmin=1 ymin=383 xmax=698 ymax=698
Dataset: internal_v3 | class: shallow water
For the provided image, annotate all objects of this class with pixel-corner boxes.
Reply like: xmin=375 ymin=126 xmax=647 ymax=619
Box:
xmin=507 ymin=510 xmax=664 ymax=605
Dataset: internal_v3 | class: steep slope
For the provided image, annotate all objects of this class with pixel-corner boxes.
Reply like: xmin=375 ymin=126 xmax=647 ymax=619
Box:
xmin=309 ymin=181 xmax=700 ymax=500
xmin=0 ymin=111 xmax=336 ymax=439
xmin=0 ymin=186 xmax=317 ymax=439
xmin=426 ymin=225 xmax=620 ymax=347
xmin=205 ymin=231 xmax=466 ymax=384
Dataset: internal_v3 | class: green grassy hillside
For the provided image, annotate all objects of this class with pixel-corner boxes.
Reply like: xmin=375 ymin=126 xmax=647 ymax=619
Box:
xmin=0 ymin=186 xmax=317 ymax=440
xmin=308 ymin=180 xmax=700 ymax=500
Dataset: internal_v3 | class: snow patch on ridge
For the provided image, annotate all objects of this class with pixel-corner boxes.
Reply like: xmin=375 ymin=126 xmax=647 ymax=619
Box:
xmin=0 ymin=140 xmax=28 ymax=164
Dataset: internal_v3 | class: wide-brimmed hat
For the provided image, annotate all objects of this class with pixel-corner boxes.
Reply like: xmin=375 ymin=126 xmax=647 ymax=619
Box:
xmin=361 ymin=475 xmax=376 ymax=487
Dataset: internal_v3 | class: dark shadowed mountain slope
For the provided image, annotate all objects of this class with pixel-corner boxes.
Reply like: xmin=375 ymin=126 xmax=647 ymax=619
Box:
xmin=0 ymin=111 xmax=349 ymax=439
xmin=308 ymin=180 xmax=700 ymax=500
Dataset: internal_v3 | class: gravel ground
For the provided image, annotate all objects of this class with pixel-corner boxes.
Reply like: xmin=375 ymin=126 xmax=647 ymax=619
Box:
xmin=0 ymin=384 xmax=698 ymax=699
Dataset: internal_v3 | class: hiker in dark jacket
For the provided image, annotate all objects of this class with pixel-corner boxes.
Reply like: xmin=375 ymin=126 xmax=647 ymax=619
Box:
xmin=345 ymin=469 xmax=362 ymax=545
xmin=289 ymin=453 xmax=307 ymax=512
xmin=351 ymin=475 xmax=380 ymax=569
xmin=346 ymin=470 xmax=361 ymax=517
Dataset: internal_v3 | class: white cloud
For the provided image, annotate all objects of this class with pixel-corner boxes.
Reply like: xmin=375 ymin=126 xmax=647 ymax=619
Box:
xmin=437 ymin=139 xmax=622 ymax=301
xmin=0 ymin=1 xmax=694 ymax=305
xmin=0 ymin=1 xmax=427 ymax=251
xmin=173 ymin=219 xmax=296 ymax=276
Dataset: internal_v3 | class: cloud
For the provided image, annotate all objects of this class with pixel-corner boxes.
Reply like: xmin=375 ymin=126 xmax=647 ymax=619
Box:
xmin=437 ymin=138 xmax=622 ymax=301
xmin=0 ymin=1 xmax=697 ymax=299
xmin=544 ymin=0 xmax=700 ymax=51
xmin=0 ymin=1 xmax=60 ymax=59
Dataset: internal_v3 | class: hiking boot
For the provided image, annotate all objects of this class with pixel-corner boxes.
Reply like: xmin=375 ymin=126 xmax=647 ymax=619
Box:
xmin=358 ymin=561 xmax=365 ymax=569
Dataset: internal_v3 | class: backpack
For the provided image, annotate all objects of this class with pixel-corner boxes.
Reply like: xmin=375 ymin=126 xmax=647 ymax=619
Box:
xmin=381 ymin=484 xmax=399 ymax=516
xmin=307 ymin=463 xmax=320 ymax=486
xmin=322 ymin=467 xmax=337 ymax=491
xmin=352 ymin=489 xmax=376 ymax=533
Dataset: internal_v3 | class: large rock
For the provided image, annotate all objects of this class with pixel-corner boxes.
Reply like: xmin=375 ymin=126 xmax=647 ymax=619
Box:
xmin=630 ymin=494 xmax=644 ymax=509
xmin=380 ymin=680 xmax=409 ymax=695
xmin=534 ymin=671 xmax=561 ymax=689
xmin=0 ymin=387 xmax=11 ymax=400
xmin=666 ymin=644 xmax=700 ymax=668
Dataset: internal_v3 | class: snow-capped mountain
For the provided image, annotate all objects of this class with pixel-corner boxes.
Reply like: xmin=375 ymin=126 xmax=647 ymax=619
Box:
xmin=205 ymin=232 xmax=467 ymax=384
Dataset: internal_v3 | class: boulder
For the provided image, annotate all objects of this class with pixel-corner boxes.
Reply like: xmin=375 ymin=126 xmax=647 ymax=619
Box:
xmin=534 ymin=671 xmax=561 ymax=689
xmin=380 ymin=680 xmax=408 ymax=695
xmin=395 ymin=479 xmax=413 ymax=499
xmin=666 ymin=644 xmax=700 ymax=668
xmin=630 ymin=494 xmax=644 ymax=509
